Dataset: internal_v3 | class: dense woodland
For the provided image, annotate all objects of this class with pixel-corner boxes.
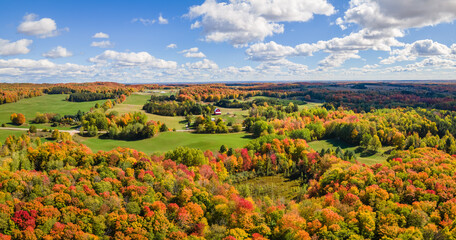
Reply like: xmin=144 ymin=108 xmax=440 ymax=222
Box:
xmin=2 ymin=82 xmax=456 ymax=239
xmin=143 ymin=100 xmax=211 ymax=117
xmin=67 ymin=93 xmax=117 ymax=102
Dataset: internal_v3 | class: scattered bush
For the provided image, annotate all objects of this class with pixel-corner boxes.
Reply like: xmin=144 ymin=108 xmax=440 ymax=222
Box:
xmin=10 ymin=113 xmax=26 ymax=125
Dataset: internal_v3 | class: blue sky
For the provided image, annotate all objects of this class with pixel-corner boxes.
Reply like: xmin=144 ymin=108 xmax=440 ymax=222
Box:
xmin=0 ymin=0 xmax=455 ymax=83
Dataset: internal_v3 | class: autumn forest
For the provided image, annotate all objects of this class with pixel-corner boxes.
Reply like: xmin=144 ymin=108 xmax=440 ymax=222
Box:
xmin=1 ymin=82 xmax=456 ymax=239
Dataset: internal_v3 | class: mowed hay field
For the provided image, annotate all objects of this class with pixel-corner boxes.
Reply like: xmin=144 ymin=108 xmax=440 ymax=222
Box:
xmin=80 ymin=131 xmax=252 ymax=154
xmin=0 ymin=94 xmax=107 ymax=129
xmin=122 ymin=93 xmax=151 ymax=105
xmin=307 ymin=138 xmax=393 ymax=165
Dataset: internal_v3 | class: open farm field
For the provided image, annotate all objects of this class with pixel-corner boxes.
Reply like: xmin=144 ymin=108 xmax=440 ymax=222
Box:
xmin=308 ymin=138 xmax=393 ymax=165
xmin=0 ymin=94 xmax=106 ymax=129
xmin=80 ymin=131 xmax=252 ymax=154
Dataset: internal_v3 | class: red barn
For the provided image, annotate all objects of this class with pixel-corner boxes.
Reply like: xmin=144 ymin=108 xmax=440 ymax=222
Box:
xmin=214 ymin=108 xmax=221 ymax=115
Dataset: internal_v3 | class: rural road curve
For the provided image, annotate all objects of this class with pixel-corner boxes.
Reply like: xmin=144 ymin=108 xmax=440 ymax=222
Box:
xmin=0 ymin=127 xmax=195 ymax=135
xmin=0 ymin=127 xmax=80 ymax=135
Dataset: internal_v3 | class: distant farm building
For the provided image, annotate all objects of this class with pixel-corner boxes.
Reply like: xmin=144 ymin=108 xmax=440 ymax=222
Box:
xmin=214 ymin=108 xmax=221 ymax=115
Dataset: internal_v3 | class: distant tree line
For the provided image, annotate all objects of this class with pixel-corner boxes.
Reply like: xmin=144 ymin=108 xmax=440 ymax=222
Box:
xmin=45 ymin=86 xmax=76 ymax=94
xmin=67 ymin=92 xmax=116 ymax=102
xmin=143 ymin=100 xmax=213 ymax=116
xmin=216 ymin=98 xmax=306 ymax=110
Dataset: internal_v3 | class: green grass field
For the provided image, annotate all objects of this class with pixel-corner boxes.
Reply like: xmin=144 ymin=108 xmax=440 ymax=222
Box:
xmin=244 ymin=96 xmax=276 ymax=101
xmin=245 ymin=96 xmax=323 ymax=111
xmin=123 ymin=94 xmax=151 ymax=105
xmin=80 ymin=131 xmax=252 ymax=154
xmin=0 ymin=130 xmax=25 ymax=142
xmin=0 ymin=94 xmax=107 ymax=129
xmin=235 ymin=175 xmax=302 ymax=201
xmin=0 ymin=129 xmax=58 ymax=146
xmin=299 ymin=102 xmax=323 ymax=110
xmin=213 ymin=107 xmax=249 ymax=125
xmin=307 ymin=138 xmax=392 ymax=165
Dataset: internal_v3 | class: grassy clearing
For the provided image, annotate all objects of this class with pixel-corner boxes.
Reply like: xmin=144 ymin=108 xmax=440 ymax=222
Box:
xmin=235 ymin=175 xmax=303 ymax=201
xmin=0 ymin=129 xmax=58 ymax=146
xmin=244 ymin=96 xmax=276 ymax=102
xmin=212 ymin=107 xmax=249 ymax=125
xmin=245 ymin=96 xmax=323 ymax=110
xmin=199 ymin=101 xmax=249 ymax=125
xmin=79 ymin=131 xmax=252 ymax=154
xmin=299 ymin=102 xmax=323 ymax=110
xmin=0 ymin=130 xmax=25 ymax=142
xmin=307 ymin=138 xmax=392 ymax=165
xmin=146 ymin=114 xmax=187 ymax=130
xmin=123 ymin=94 xmax=151 ymax=105
xmin=0 ymin=94 xmax=106 ymax=129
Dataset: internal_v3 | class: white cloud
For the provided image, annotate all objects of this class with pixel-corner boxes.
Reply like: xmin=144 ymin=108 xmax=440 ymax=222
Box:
xmin=132 ymin=18 xmax=156 ymax=26
xmin=245 ymin=0 xmax=456 ymax=70
xmin=381 ymin=39 xmax=453 ymax=64
xmin=184 ymin=52 xmax=206 ymax=58
xmin=320 ymin=29 xmax=403 ymax=52
xmin=318 ymin=51 xmax=361 ymax=68
xmin=89 ymin=50 xmax=177 ymax=69
xmin=0 ymin=58 xmax=95 ymax=80
xmin=313 ymin=28 xmax=403 ymax=67
xmin=158 ymin=14 xmax=168 ymax=24
xmin=239 ymin=66 xmax=255 ymax=72
xmin=132 ymin=14 xmax=169 ymax=26
xmin=246 ymin=24 xmax=408 ymax=67
xmin=43 ymin=46 xmax=73 ymax=58
xmin=256 ymin=59 xmax=309 ymax=74
xmin=167 ymin=44 xmax=177 ymax=49
xmin=92 ymin=32 xmax=109 ymax=38
xmin=91 ymin=41 xmax=114 ymax=48
xmin=382 ymin=57 xmax=456 ymax=73
xmin=17 ymin=13 xmax=66 ymax=38
xmin=246 ymin=41 xmax=309 ymax=61
xmin=1 ymin=55 xmax=455 ymax=83
xmin=339 ymin=0 xmax=456 ymax=31
xmin=0 ymin=58 xmax=56 ymax=69
xmin=246 ymin=28 xmax=403 ymax=67
xmin=180 ymin=47 xmax=206 ymax=58
xmin=327 ymin=0 xmax=456 ymax=67
xmin=0 ymin=38 xmax=33 ymax=56
xmin=182 ymin=47 xmax=199 ymax=53
xmin=410 ymin=57 xmax=456 ymax=69
xmin=188 ymin=0 xmax=282 ymax=46
xmin=184 ymin=59 xmax=218 ymax=70
xmin=188 ymin=0 xmax=335 ymax=45
xmin=255 ymin=0 xmax=334 ymax=21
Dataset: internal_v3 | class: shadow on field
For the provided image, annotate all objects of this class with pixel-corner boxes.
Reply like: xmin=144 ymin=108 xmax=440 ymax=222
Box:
xmin=324 ymin=138 xmax=354 ymax=149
